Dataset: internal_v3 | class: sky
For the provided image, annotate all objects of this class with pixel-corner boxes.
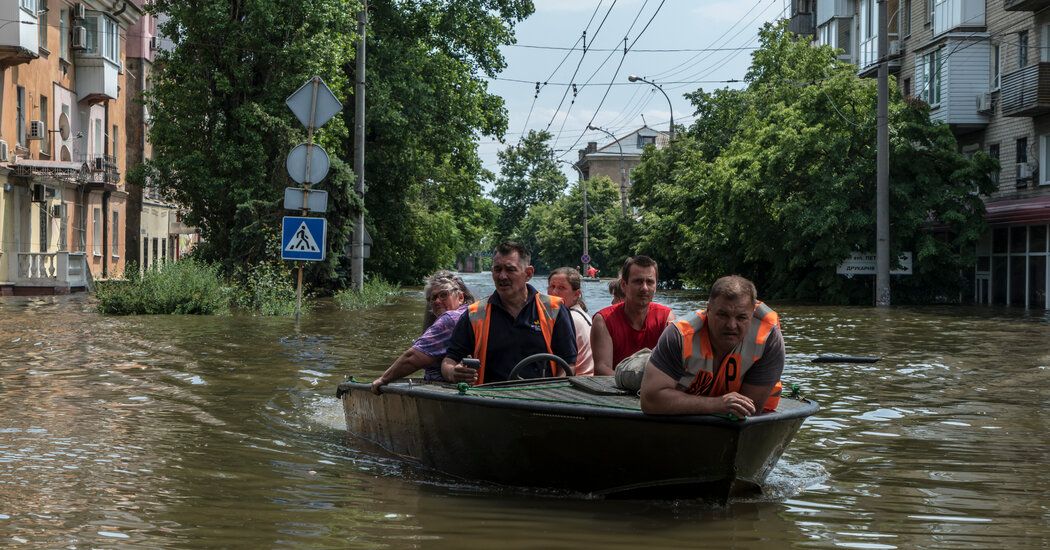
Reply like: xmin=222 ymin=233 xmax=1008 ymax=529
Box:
xmin=478 ymin=0 xmax=792 ymax=182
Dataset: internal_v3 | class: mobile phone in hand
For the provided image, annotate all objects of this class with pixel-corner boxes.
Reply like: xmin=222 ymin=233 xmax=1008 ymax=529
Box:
xmin=461 ymin=358 xmax=480 ymax=370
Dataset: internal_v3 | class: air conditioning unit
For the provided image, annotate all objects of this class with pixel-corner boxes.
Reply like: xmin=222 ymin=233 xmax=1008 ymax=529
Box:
xmin=31 ymin=184 xmax=46 ymax=203
xmin=28 ymin=120 xmax=45 ymax=141
xmin=976 ymin=92 xmax=993 ymax=113
xmin=71 ymin=26 xmax=87 ymax=51
xmin=93 ymin=157 xmax=105 ymax=171
xmin=149 ymin=36 xmax=158 ymax=51
xmin=889 ymin=39 xmax=901 ymax=56
xmin=52 ymin=203 xmax=66 ymax=219
xmin=0 ymin=140 xmax=8 ymax=163
xmin=1016 ymin=163 xmax=1032 ymax=181
xmin=73 ymin=3 xmax=86 ymax=20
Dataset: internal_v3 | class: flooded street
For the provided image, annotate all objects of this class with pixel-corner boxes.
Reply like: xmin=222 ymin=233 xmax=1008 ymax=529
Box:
xmin=1 ymin=272 xmax=1048 ymax=548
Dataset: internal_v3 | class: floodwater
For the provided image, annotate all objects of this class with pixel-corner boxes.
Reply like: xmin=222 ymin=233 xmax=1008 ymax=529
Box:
xmin=0 ymin=271 xmax=1048 ymax=548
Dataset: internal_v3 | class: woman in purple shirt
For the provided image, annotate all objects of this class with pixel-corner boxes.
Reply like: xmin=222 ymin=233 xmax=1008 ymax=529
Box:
xmin=371 ymin=272 xmax=476 ymax=393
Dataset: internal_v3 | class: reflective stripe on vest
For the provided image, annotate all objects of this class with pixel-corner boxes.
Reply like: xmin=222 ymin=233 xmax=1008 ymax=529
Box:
xmin=674 ymin=301 xmax=782 ymax=410
xmin=467 ymin=293 xmax=562 ymax=383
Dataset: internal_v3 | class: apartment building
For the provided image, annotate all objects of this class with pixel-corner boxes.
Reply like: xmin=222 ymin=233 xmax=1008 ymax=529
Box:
xmin=791 ymin=0 xmax=1050 ymax=308
xmin=575 ymin=126 xmax=669 ymax=212
xmin=0 ymin=0 xmax=143 ymax=294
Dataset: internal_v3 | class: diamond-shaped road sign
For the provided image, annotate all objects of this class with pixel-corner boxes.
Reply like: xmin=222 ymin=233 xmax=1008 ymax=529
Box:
xmin=286 ymin=77 xmax=343 ymax=130
xmin=282 ymin=216 xmax=327 ymax=261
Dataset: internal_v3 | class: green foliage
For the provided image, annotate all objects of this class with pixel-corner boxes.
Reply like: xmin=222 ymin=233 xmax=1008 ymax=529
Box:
xmin=145 ymin=0 xmax=358 ymax=286
xmin=627 ymin=22 xmax=996 ymax=303
xmin=95 ymin=261 xmax=231 ymax=315
xmin=351 ymin=0 xmax=534 ymax=284
xmin=334 ymin=278 xmax=401 ymax=310
xmin=233 ymin=262 xmax=301 ymax=316
xmin=519 ymin=175 xmax=623 ymax=271
xmin=492 ymin=129 xmax=570 ymax=245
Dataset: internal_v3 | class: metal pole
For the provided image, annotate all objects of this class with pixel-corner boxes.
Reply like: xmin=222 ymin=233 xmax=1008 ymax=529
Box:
xmin=296 ymin=263 xmax=303 ymax=322
xmin=561 ymin=161 xmax=589 ymax=273
xmin=588 ymin=125 xmax=628 ymax=216
xmin=875 ymin=0 xmax=891 ymax=306
xmin=352 ymin=1 xmax=367 ymax=291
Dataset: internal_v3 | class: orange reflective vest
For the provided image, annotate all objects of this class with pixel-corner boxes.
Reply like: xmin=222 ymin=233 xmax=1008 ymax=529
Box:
xmin=673 ymin=301 xmax=782 ymax=412
xmin=467 ymin=292 xmax=563 ymax=383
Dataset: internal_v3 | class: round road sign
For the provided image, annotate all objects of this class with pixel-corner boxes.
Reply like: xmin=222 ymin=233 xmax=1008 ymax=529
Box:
xmin=580 ymin=254 xmax=591 ymax=264
xmin=286 ymin=143 xmax=330 ymax=184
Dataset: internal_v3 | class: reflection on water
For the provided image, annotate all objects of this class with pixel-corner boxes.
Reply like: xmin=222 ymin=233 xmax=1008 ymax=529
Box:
xmin=0 ymin=279 xmax=1048 ymax=548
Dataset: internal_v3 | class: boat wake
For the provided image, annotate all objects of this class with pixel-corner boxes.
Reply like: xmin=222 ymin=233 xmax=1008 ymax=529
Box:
xmin=743 ymin=458 xmax=829 ymax=503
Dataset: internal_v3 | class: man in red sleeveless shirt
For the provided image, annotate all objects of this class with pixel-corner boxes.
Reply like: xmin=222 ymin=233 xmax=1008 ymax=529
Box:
xmin=590 ymin=256 xmax=675 ymax=375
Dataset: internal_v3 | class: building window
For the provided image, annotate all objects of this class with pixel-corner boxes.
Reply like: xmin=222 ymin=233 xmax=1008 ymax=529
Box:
xmin=37 ymin=0 xmax=47 ymax=51
xmin=992 ymin=44 xmax=1001 ymax=90
xmin=903 ymin=77 xmax=912 ymax=97
xmin=1042 ymin=24 xmax=1050 ymax=62
xmin=921 ymin=50 xmax=941 ymax=106
xmin=39 ymin=95 xmax=49 ymax=156
xmin=92 ymin=207 xmax=102 ymax=256
xmin=16 ymin=86 xmax=26 ymax=147
xmin=112 ymin=124 xmax=118 ymax=164
xmin=39 ymin=203 xmax=48 ymax=253
xmin=94 ymin=118 xmax=103 ymax=158
xmin=1019 ymin=31 xmax=1029 ymax=68
xmin=637 ymin=135 xmax=656 ymax=148
xmin=58 ymin=203 xmax=66 ymax=252
xmin=83 ymin=13 xmax=120 ymax=64
xmin=59 ymin=8 xmax=68 ymax=60
xmin=19 ymin=0 xmax=35 ymax=12
xmin=152 ymin=238 xmax=159 ymax=265
xmin=1017 ymin=137 xmax=1028 ymax=164
xmin=143 ymin=237 xmax=149 ymax=271
xmin=988 ymin=143 xmax=1000 ymax=186
xmin=161 ymin=238 xmax=167 ymax=263
xmin=75 ymin=204 xmax=86 ymax=252
xmin=903 ymin=0 xmax=911 ymax=36
xmin=1041 ymin=136 xmax=1050 ymax=185
xmin=111 ymin=211 xmax=119 ymax=257
xmin=926 ymin=0 xmax=933 ymax=24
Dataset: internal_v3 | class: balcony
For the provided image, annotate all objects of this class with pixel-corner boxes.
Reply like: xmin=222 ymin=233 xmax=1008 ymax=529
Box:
xmin=15 ymin=252 xmax=89 ymax=290
xmin=788 ymin=12 xmax=816 ymax=37
xmin=75 ymin=56 xmax=120 ymax=103
xmin=1001 ymin=63 xmax=1050 ymax=117
xmin=934 ymin=0 xmax=985 ymax=36
xmin=0 ymin=1 xmax=40 ymax=68
xmin=1004 ymin=0 xmax=1050 ymax=11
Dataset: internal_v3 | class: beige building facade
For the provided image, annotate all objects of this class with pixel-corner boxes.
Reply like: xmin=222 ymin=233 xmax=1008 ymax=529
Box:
xmin=0 ymin=0 xmax=143 ymax=294
xmin=575 ymin=126 xmax=669 ymax=211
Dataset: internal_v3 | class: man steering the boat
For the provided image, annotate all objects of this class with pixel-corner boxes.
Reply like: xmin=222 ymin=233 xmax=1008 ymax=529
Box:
xmin=590 ymin=255 xmax=675 ymax=376
xmin=441 ymin=241 xmax=578 ymax=384
xmin=640 ymin=275 xmax=784 ymax=417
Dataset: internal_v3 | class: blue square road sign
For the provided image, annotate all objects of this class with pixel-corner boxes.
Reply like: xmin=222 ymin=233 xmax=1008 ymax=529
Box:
xmin=282 ymin=216 xmax=327 ymax=261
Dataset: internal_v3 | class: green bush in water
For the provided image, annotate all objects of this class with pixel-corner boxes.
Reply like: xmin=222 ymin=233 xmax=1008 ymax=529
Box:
xmin=334 ymin=278 xmax=400 ymax=310
xmin=233 ymin=261 xmax=300 ymax=316
xmin=95 ymin=260 xmax=231 ymax=315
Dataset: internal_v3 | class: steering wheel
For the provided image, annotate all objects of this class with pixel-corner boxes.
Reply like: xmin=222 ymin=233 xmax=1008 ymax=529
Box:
xmin=507 ymin=353 xmax=575 ymax=380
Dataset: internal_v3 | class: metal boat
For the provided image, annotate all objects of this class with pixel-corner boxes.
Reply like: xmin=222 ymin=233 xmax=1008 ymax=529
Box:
xmin=337 ymin=375 xmax=818 ymax=501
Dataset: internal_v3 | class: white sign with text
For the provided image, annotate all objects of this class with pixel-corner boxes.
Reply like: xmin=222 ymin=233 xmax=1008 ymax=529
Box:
xmin=836 ymin=252 xmax=913 ymax=276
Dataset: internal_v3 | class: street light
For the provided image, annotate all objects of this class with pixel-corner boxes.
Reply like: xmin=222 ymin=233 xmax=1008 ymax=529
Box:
xmin=627 ymin=75 xmax=674 ymax=140
xmin=560 ymin=160 xmax=590 ymax=274
xmin=587 ymin=124 xmax=628 ymax=216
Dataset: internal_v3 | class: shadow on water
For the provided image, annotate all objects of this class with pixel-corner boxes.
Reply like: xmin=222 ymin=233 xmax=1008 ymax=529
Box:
xmin=0 ymin=288 xmax=1048 ymax=547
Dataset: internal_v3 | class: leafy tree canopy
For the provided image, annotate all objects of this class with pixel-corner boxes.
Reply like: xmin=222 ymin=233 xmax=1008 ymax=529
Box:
xmin=492 ymin=129 xmax=569 ymax=248
xmin=628 ymin=22 xmax=996 ymax=303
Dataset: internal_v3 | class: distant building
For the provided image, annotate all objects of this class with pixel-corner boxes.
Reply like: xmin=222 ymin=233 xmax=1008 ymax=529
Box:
xmin=575 ymin=125 xmax=669 ymax=211
xmin=791 ymin=0 xmax=1050 ymax=308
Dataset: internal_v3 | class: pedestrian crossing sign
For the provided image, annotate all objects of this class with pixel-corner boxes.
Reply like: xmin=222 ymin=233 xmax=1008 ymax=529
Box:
xmin=282 ymin=216 xmax=327 ymax=261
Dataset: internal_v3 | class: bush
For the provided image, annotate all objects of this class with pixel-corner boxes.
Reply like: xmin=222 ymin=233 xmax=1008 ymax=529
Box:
xmin=233 ymin=262 xmax=300 ymax=316
xmin=334 ymin=278 xmax=400 ymax=310
xmin=95 ymin=260 xmax=231 ymax=315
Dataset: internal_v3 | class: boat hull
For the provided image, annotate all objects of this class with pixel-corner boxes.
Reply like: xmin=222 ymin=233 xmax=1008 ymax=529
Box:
xmin=337 ymin=379 xmax=817 ymax=500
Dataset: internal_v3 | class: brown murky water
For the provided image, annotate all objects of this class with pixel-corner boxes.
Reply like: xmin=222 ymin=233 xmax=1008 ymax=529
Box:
xmin=1 ymin=272 xmax=1048 ymax=548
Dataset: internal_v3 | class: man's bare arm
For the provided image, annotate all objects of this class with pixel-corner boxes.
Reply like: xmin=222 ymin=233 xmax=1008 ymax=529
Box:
xmin=590 ymin=314 xmax=615 ymax=376
xmin=371 ymin=347 xmax=435 ymax=394
xmin=639 ymin=362 xmax=757 ymax=417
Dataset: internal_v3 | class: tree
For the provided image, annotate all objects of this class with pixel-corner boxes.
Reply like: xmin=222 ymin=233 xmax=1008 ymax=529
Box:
xmin=491 ymin=129 xmax=569 ymax=247
xmin=145 ymin=0 xmax=358 ymax=285
xmin=518 ymin=175 xmax=621 ymax=271
xmin=628 ymin=22 xmax=996 ymax=303
xmin=349 ymin=0 xmax=534 ymax=284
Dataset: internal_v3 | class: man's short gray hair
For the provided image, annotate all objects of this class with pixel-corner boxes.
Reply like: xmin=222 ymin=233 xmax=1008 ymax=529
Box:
xmin=708 ymin=275 xmax=757 ymax=305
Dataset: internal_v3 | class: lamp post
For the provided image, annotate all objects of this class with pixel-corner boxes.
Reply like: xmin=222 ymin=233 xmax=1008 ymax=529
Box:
xmin=627 ymin=75 xmax=674 ymax=140
xmin=561 ymin=160 xmax=590 ymax=274
xmin=587 ymin=124 xmax=628 ymax=216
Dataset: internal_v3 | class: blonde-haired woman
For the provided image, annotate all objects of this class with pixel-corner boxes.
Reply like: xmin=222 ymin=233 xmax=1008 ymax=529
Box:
xmin=371 ymin=272 xmax=475 ymax=393
xmin=547 ymin=267 xmax=594 ymax=376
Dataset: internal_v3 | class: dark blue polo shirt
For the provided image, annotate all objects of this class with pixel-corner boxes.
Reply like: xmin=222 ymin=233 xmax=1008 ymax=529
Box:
xmin=445 ymin=284 xmax=578 ymax=382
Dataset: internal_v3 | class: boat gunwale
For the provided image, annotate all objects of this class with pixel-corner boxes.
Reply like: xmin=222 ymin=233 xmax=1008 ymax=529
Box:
xmin=337 ymin=378 xmax=819 ymax=428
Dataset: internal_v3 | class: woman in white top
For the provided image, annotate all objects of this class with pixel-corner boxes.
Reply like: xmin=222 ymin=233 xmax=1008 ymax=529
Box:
xmin=547 ymin=267 xmax=594 ymax=376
